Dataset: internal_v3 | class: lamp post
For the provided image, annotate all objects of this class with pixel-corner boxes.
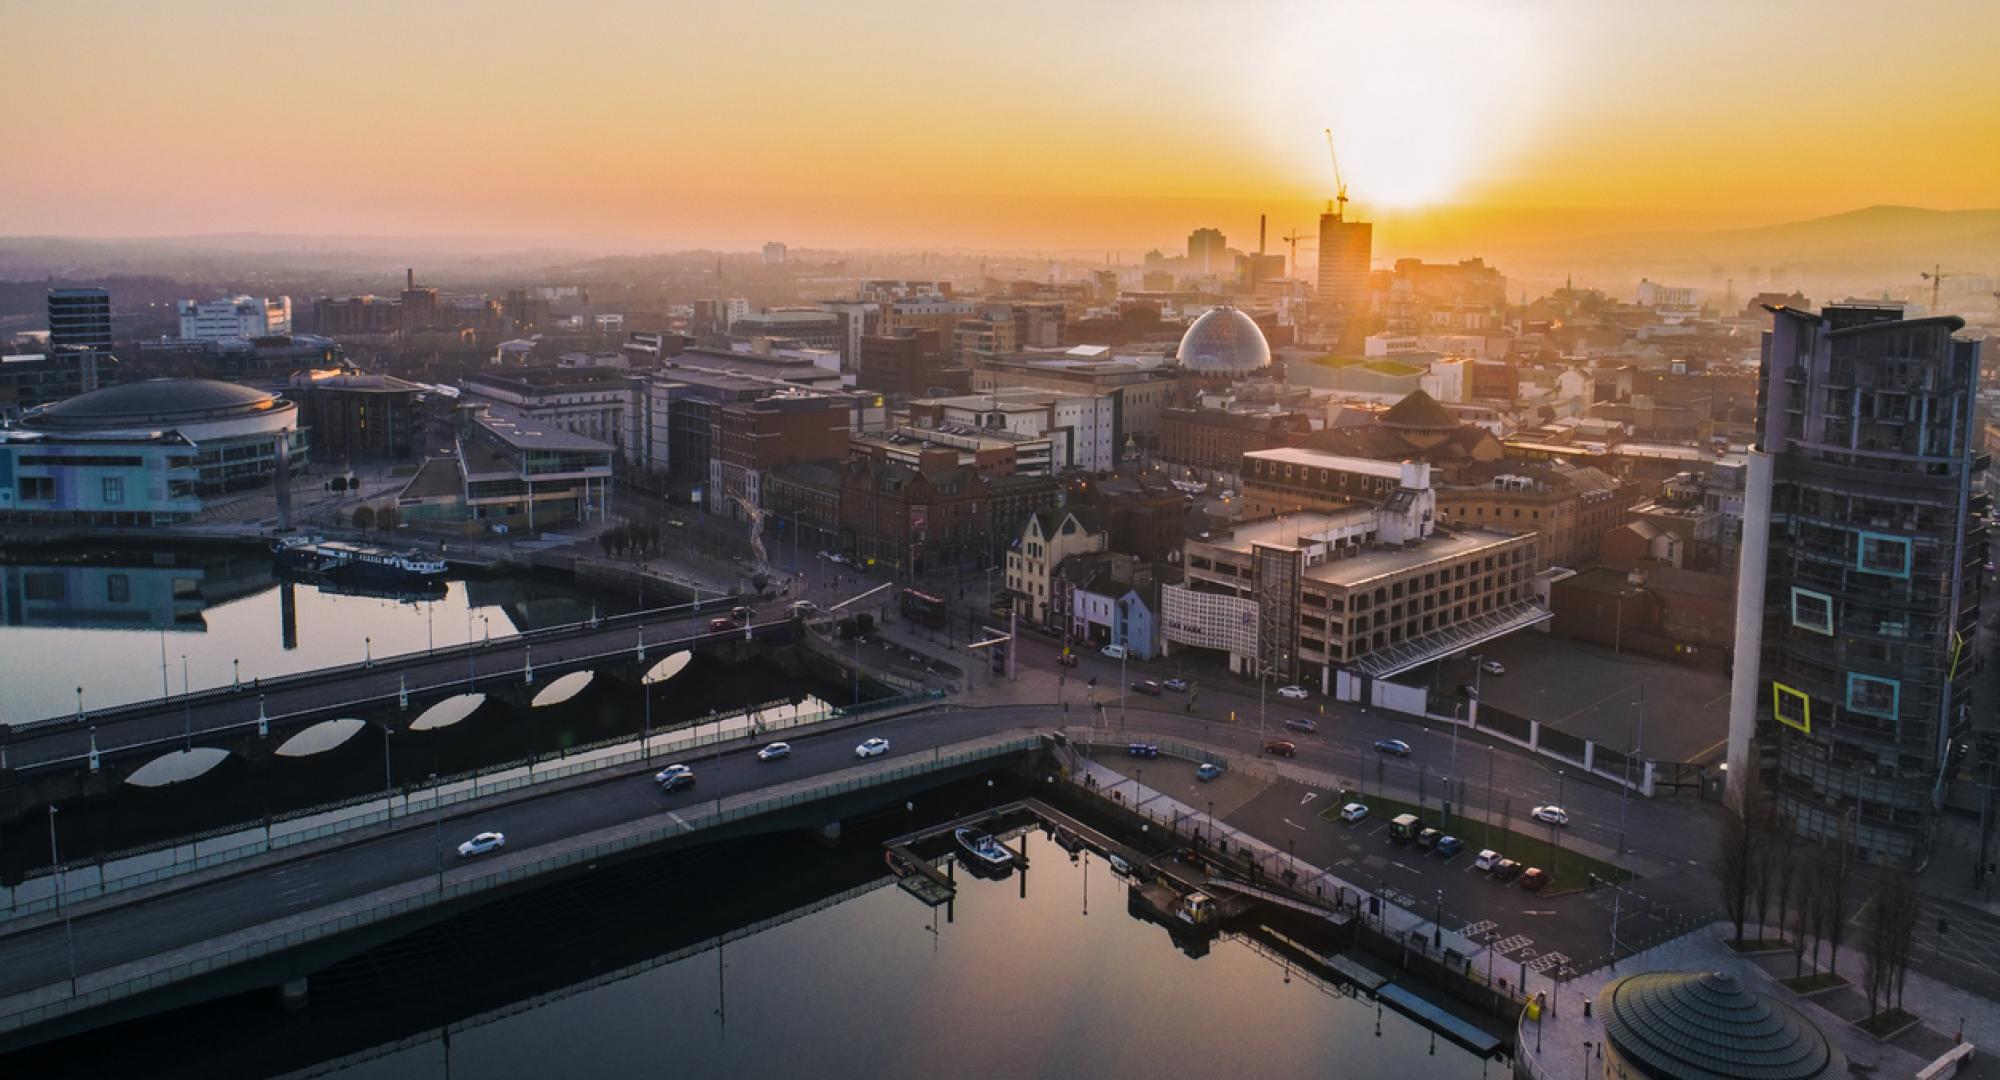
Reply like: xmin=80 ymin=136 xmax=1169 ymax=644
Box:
xmin=48 ymin=805 xmax=77 ymax=996
xmin=1434 ymin=888 xmax=1444 ymax=948
xmin=380 ymin=724 xmax=395 ymax=816
xmin=364 ymin=636 xmax=373 ymax=668
xmin=431 ymin=772 xmax=444 ymax=894
xmin=181 ymin=655 xmax=192 ymax=744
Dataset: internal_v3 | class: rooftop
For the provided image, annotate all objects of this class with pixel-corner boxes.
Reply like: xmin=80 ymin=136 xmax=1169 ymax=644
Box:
xmin=1243 ymin=445 xmax=1408 ymax=480
xmin=472 ymin=406 xmax=614 ymax=453
xmin=1200 ymin=511 xmax=1524 ymax=588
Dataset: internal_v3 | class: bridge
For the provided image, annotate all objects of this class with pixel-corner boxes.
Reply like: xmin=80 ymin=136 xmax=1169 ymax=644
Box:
xmin=0 ymin=704 xmax=1062 ymax=1052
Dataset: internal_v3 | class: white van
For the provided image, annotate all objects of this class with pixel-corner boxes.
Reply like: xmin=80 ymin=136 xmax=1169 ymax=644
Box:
xmin=1100 ymin=643 xmax=1128 ymax=660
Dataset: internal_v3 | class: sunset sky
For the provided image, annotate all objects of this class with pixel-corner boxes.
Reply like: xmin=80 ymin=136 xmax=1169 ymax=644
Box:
xmin=6 ymin=0 xmax=1997 ymax=253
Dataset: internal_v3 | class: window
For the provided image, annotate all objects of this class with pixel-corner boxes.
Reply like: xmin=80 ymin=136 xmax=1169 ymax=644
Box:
xmin=107 ymin=574 xmax=130 ymax=603
xmin=1855 ymin=532 xmax=1911 ymax=578
xmin=1771 ymin=682 xmax=1812 ymax=734
xmin=1845 ymin=674 xmax=1900 ymax=720
xmin=102 ymin=477 xmax=124 ymax=504
xmin=1790 ymin=587 xmax=1833 ymax=635
xmin=19 ymin=476 xmax=55 ymax=501
xmin=23 ymin=572 xmax=65 ymax=601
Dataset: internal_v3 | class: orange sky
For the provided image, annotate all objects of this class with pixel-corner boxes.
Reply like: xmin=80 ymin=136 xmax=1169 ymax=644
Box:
xmin=5 ymin=0 xmax=1996 ymax=253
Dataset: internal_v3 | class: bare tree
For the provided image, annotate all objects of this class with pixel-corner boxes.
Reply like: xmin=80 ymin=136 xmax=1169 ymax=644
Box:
xmin=1715 ymin=794 xmax=1757 ymax=946
xmin=1822 ymin=817 xmax=1854 ymax=978
xmin=1790 ymin=868 xmax=1813 ymax=977
xmin=1767 ymin=816 xmax=1797 ymax=947
xmin=1864 ymin=872 xmax=1921 ymax=1020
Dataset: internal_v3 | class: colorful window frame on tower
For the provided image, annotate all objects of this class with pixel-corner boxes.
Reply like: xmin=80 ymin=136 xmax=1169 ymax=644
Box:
xmin=1789 ymin=587 xmax=1834 ymax=635
xmin=1771 ymin=682 xmax=1812 ymax=734
xmin=1845 ymin=673 xmax=1901 ymax=721
xmin=1854 ymin=531 xmax=1912 ymax=578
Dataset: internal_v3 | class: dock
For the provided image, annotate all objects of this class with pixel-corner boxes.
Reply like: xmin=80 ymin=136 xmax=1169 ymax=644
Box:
xmin=1378 ymin=982 xmax=1505 ymax=1056
xmin=887 ymin=844 xmax=956 ymax=907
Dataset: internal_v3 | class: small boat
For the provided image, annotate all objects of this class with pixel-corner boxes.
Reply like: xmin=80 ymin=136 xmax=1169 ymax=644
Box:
xmin=954 ymin=827 xmax=1016 ymax=872
xmin=885 ymin=850 xmax=916 ymax=878
xmin=1051 ymin=826 xmax=1084 ymax=854
xmin=1107 ymin=853 xmax=1135 ymax=877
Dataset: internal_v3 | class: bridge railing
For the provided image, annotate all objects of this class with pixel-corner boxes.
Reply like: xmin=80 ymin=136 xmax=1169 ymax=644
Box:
xmin=0 ymin=733 xmax=1040 ymax=1036
xmin=1 ymin=690 xmax=939 ymax=923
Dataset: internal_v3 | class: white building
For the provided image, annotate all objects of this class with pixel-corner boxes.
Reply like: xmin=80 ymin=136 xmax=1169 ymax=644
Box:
xmin=178 ymin=296 xmax=291 ymax=340
xmin=907 ymin=388 xmax=1117 ymax=472
xmin=762 ymin=242 xmax=787 ymax=265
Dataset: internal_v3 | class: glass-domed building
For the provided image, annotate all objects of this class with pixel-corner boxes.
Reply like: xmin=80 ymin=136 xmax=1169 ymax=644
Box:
xmin=1590 ymin=970 xmax=1845 ymax=1080
xmin=1175 ymin=305 xmax=1272 ymax=379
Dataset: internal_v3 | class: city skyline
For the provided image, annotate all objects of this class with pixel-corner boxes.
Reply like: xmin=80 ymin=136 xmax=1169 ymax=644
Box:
xmin=5 ymin=1 xmax=1997 ymax=252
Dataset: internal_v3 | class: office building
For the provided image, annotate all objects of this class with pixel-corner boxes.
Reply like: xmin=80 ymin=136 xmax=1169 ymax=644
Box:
xmin=708 ymin=390 xmax=854 ymax=519
xmin=729 ymin=309 xmax=845 ymax=353
xmin=838 ymin=453 xmax=990 ymax=576
xmin=47 ymin=288 xmax=112 ymax=351
xmin=178 ymin=296 xmax=293 ymax=340
xmin=1726 ymin=304 xmax=1987 ymax=866
xmin=1315 ymin=212 xmax=1372 ymax=316
xmin=398 ymin=404 xmax=613 ymax=531
xmin=294 ymin=372 xmax=426 ymax=460
xmin=1187 ymin=227 xmax=1228 ymax=274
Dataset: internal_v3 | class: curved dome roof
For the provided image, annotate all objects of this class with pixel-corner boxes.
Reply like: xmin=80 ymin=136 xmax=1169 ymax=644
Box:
xmin=1176 ymin=306 xmax=1271 ymax=375
xmin=1599 ymin=971 xmax=1844 ymax=1080
xmin=28 ymin=378 xmax=282 ymax=429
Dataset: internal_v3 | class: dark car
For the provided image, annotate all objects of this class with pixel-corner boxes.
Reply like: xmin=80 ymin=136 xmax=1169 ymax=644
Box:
xmin=1373 ymin=738 xmax=1411 ymax=757
xmin=1435 ymin=835 xmax=1464 ymax=858
xmin=1127 ymin=742 xmax=1160 ymax=758
xmin=708 ymin=617 xmax=733 ymax=632
xmin=1520 ymin=867 xmax=1549 ymax=891
xmin=1131 ymin=680 xmax=1162 ymax=696
xmin=1284 ymin=717 xmax=1318 ymax=734
xmin=1415 ymin=827 xmax=1441 ymax=850
xmin=1493 ymin=859 xmax=1524 ymax=883
xmin=1264 ymin=739 xmax=1297 ymax=757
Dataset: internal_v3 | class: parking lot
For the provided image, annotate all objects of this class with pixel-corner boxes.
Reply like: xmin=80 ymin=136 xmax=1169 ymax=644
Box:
xmin=1426 ymin=633 xmax=1731 ymax=764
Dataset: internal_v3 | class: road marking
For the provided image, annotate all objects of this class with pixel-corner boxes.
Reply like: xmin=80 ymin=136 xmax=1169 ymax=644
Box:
xmin=1282 ymin=818 xmax=1307 ymax=832
xmin=1300 ymin=792 xmax=1318 ymax=806
xmin=1521 ymin=909 xmax=1557 ymax=916
xmin=1393 ymin=861 xmax=1421 ymax=875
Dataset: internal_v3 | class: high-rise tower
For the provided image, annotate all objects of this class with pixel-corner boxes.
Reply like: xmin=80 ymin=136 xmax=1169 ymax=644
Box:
xmin=1315 ymin=210 xmax=1371 ymax=317
xmin=1726 ymin=303 xmax=1986 ymax=867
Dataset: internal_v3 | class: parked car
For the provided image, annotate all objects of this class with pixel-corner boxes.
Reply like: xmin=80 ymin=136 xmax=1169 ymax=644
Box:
xmin=1162 ymin=677 xmax=1190 ymax=692
xmin=1264 ymin=739 xmax=1297 ymax=757
xmin=1276 ymin=684 xmax=1309 ymax=700
xmin=730 ymin=605 xmax=754 ymax=623
xmin=1056 ymin=652 xmax=1080 ymax=668
xmin=1101 ymin=643 xmax=1128 ymax=660
xmin=1284 ymin=717 xmax=1318 ymax=734
xmin=756 ymin=742 xmax=792 ymax=762
xmin=1480 ymin=659 xmax=1506 ymax=676
xmin=708 ymin=617 xmax=734 ymax=632
xmin=654 ymin=764 xmax=695 ymax=791
xmin=854 ymin=737 xmax=890 ymax=758
xmin=1520 ymin=867 xmax=1549 ymax=891
xmin=456 ymin=831 xmax=506 ymax=858
xmin=1435 ymin=835 xmax=1464 ymax=858
xmin=1493 ymin=859 xmax=1524 ymax=883
xmin=1373 ymin=738 xmax=1412 ymax=757
xmin=1127 ymin=742 xmax=1161 ymax=758
xmin=1195 ymin=762 xmax=1224 ymax=781
xmin=1531 ymin=805 xmax=1570 ymax=826
xmin=1416 ymin=827 xmax=1442 ymax=849
xmin=1339 ymin=802 xmax=1370 ymax=823
xmin=1130 ymin=679 xmax=1162 ymax=696
xmin=1474 ymin=848 xmax=1501 ymax=871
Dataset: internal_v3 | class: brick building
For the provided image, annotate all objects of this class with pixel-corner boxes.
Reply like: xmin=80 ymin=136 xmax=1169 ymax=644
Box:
xmin=839 ymin=453 xmax=989 ymax=577
xmin=1157 ymin=407 xmax=1315 ymax=477
xmin=709 ymin=392 xmax=853 ymax=519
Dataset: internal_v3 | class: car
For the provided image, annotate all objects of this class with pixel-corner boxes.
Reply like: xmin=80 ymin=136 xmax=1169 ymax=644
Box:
xmin=1056 ymin=652 xmax=1080 ymax=668
xmin=1276 ymin=685 xmax=1309 ymax=700
xmin=1101 ymin=643 xmax=1128 ymax=660
xmin=1493 ymin=859 xmax=1523 ymax=883
xmin=1520 ymin=867 xmax=1549 ymax=891
xmin=1373 ymin=738 xmax=1412 ymax=757
xmin=1460 ymin=683 xmax=1480 ymax=699
xmin=1195 ymin=762 xmax=1223 ymax=781
xmin=1435 ymin=835 xmax=1464 ymax=858
xmin=756 ymin=742 xmax=792 ymax=762
xmin=787 ymin=600 xmax=816 ymax=616
xmin=456 ymin=831 xmax=505 ymax=858
xmin=1531 ymin=805 xmax=1570 ymax=826
xmin=1130 ymin=679 xmax=1162 ymax=696
xmin=1988 ymin=560 xmax=1997 ymax=573
xmin=1473 ymin=848 xmax=1501 ymax=871
xmin=654 ymin=764 xmax=695 ymax=791
xmin=1284 ymin=717 xmax=1318 ymax=734
xmin=855 ymin=737 xmax=890 ymax=758
xmin=1339 ymin=802 xmax=1370 ymax=823
xmin=730 ymin=605 xmax=753 ymax=623
xmin=1480 ymin=659 xmax=1506 ymax=676
xmin=1264 ymin=739 xmax=1297 ymax=757
xmin=1127 ymin=742 xmax=1161 ymax=758
xmin=1162 ymin=677 xmax=1190 ymax=692
xmin=708 ymin=617 xmax=734 ymax=632
xmin=1415 ymin=827 xmax=1442 ymax=849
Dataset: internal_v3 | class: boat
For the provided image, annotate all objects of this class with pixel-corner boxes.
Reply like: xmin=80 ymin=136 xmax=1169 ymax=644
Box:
xmin=273 ymin=536 xmax=448 ymax=588
xmin=953 ymin=827 xmax=1017 ymax=872
xmin=1107 ymin=853 xmax=1135 ymax=877
xmin=1051 ymin=825 xmax=1084 ymax=855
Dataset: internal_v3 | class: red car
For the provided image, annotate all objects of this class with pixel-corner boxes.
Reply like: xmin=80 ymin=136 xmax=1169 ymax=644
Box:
xmin=1264 ymin=740 xmax=1297 ymax=757
xmin=1520 ymin=867 xmax=1549 ymax=891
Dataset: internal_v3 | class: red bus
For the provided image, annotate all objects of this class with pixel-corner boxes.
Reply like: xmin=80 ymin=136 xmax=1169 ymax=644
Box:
xmin=899 ymin=588 xmax=948 ymax=629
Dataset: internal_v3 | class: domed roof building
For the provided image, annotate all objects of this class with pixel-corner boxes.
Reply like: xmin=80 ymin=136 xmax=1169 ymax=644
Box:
xmin=1594 ymin=970 xmax=1845 ymax=1080
xmin=1176 ymin=306 xmax=1272 ymax=378
xmin=2 ymin=378 xmax=306 ymax=526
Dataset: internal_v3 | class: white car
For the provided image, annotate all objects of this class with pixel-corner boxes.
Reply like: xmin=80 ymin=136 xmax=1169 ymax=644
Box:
xmin=855 ymin=737 xmax=890 ymax=758
xmin=757 ymin=741 xmax=792 ymax=761
xmin=1531 ymin=805 xmax=1569 ymax=826
xmin=1100 ymin=643 xmax=1128 ymax=660
xmin=456 ymin=831 xmax=506 ymax=858
xmin=1277 ymin=685 xmax=1309 ymax=700
xmin=1480 ymin=660 xmax=1506 ymax=676
xmin=1474 ymin=848 xmax=1501 ymax=871
xmin=1339 ymin=802 xmax=1369 ymax=823
xmin=654 ymin=764 xmax=695 ymax=791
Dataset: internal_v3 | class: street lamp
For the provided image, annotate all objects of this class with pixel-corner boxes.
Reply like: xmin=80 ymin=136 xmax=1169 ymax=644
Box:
xmin=1433 ymin=888 xmax=1444 ymax=947
xmin=431 ymin=773 xmax=445 ymax=894
xmin=379 ymin=724 xmax=396 ymax=815
xmin=48 ymin=804 xmax=77 ymax=996
xmin=181 ymin=655 xmax=193 ymax=744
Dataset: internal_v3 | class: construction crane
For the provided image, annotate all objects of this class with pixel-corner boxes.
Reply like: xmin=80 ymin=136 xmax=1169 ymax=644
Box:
xmin=1279 ymin=229 xmax=1317 ymax=279
xmin=1920 ymin=263 xmax=1962 ymax=313
xmin=1323 ymin=128 xmax=1349 ymax=221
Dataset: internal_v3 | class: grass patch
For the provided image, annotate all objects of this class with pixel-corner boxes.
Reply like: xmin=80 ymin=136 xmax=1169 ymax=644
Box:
xmin=1777 ymin=971 xmax=1849 ymax=994
xmin=1855 ymin=1008 xmax=1920 ymax=1040
xmin=1316 ymin=791 xmax=1632 ymax=893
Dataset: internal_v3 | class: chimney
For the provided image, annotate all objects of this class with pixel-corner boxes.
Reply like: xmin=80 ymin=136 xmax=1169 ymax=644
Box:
xmin=406 ymin=268 xmax=414 ymax=291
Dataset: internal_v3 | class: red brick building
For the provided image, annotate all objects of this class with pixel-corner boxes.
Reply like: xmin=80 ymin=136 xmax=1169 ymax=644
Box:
xmin=1157 ymin=407 xmax=1314 ymax=476
xmin=839 ymin=452 xmax=990 ymax=577
xmin=711 ymin=393 xmax=853 ymax=519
